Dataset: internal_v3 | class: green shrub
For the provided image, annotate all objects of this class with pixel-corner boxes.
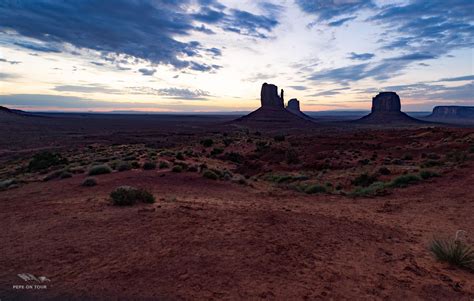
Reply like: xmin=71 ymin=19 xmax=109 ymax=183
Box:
xmin=200 ymin=139 xmax=214 ymax=147
xmin=172 ymin=165 xmax=183 ymax=172
xmin=274 ymin=135 xmax=285 ymax=142
xmin=117 ymin=162 xmax=132 ymax=172
xmin=159 ymin=161 xmax=170 ymax=169
xmin=131 ymin=161 xmax=140 ymax=169
xmin=110 ymin=186 xmax=155 ymax=206
xmin=143 ymin=161 xmax=157 ymax=170
xmin=419 ymin=170 xmax=440 ymax=180
xmin=352 ymin=173 xmax=378 ymax=187
xmin=187 ymin=165 xmax=198 ymax=172
xmin=210 ymin=148 xmax=224 ymax=156
xmin=350 ymin=182 xmax=387 ymax=197
xmin=224 ymin=152 xmax=244 ymax=164
xmin=304 ymin=184 xmax=327 ymax=194
xmin=378 ymin=167 xmax=391 ymax=175
xmin=82 ymin=177 xmax=97 ymax=187
xmin=203 ymin=170 xmax=218 ymax=180
xmin=421 ymin=160 xmax=443 ymax=168
xmin=59 ymin=171 xmax=72 ymax=179
xmin=285 ymin=149 xmax=300 ymax=164
xmin=430 ymin=237 xmax=474 ymax=271
xmin=88 ymin=165 xmax=112 ymax=176
xmin=389 ymin=174 xmax=421 ymax=188
xmin=176 ymin=152 xmax=184 ymax=160
xmin=28 ymin=152 xmax=68 ymax=171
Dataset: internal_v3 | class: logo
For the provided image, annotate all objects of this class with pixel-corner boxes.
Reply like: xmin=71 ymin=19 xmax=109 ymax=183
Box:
xmin=12 ymin=273 xmax=50 ymax=290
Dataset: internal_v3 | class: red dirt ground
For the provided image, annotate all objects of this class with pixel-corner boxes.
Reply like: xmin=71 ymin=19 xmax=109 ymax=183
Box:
xmin=1 ymin=165 xmax=473 ymax=300
xmin=1 ymin=114 xmax=473 ymax=300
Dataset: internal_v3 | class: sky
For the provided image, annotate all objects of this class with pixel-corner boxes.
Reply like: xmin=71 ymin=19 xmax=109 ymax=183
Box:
xmin=0 ymin=0 xmax=473 ymax=112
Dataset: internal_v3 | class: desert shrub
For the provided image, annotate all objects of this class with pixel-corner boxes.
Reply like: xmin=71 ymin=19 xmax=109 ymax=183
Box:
xmin=187 ymin=165 xmax=198 ymax=172
xmin=426 ymin=153 xmax=440 ymax=160
xmin=286 ymin=149 xmax=300 ymax=164
xmin=131 ymin=161 xmax=140 ymax=169
xmin=82 ymin=177 xmax=97 ymax=187
xmin=419 ymin=170 xmax=440 ymax=180
xmin=200 ymin=139 xmax=214 ymax=147
xmin=172 ymin=165 xmax=183 ymax=172
xmin=142 ymin=161 xmax=156 ymax=170
xmin=159 ymin=161 xmax=170 ymax=169
xmin=176 ymin=152 xmax=184 ymax=160
xmin=223 ymin=138 xmax=233 ymax=147
xmin=266 ymin=173 xmax=308 ymax=184
xmin=160 ymin=150 xmax=175 ymax=156
xmin=110 ymin=186 xmax=155 ymax=206
xmin=0 ymin=179 xmax=16 ymax=190
xmin=421 ymin=160 xmax=443 ymax=168
xmin=403 ymin=154 xmax=413 ymax=160
xmin=203 ymin=170 xmax=218 ymax=180
xmin=28 ymin=152 xmax=68 ymax=171
xmin=224 ymin=152 xmax=244 ymax=164
xmin=352 ymin=173 xmax=378 ymax=187
xmin=211 ymin=148 xmax=224 ymax=156
xmin=88 ymin=164 xmax=112 ymax=176
xmin=378 ymin=167 xmax=391 ymax=175
xmin=274 ymin=135 xmax=285 ymax=142
xmin=446 ymin=151 xmax=467 ymax=163
xmin=117 ymin=162 xmax=132 ymax=172
xmin=59 ymin=171 xmax=72 ymax=179
xmin=430 ymin=235 xmax=474 ymax=271
xmin=350 ymin=182 xmax=387 ymax=197
xmin=389 ymin=174 xmax=420 ymax=188
xmin=123 ymin=155 xmax=137 ymax=161
xmin=358 ymin=159 xmax=370 ymax=165
xmin=304 ymin=184 xmax=327 ymax=194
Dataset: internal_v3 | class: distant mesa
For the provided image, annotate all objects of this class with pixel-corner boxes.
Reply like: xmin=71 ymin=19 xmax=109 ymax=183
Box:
xmin=236 ymin=83 xmax=313 ymax=125
xmin=426 ymin=106 xmax=474 ymax=121
xmin=357 ymin=92 xmax=422 ymax=124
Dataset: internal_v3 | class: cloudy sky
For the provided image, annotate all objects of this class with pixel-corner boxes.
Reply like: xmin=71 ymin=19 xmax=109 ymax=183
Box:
xmin=0 ymin=0 xmax=473 ymax=112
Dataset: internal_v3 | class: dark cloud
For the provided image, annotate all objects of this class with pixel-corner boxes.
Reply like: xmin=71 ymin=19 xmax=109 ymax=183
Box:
xmin=54 ymin=84 xmax=121 ymax=94
xmin=289 ymin=85 xmax=307 ymax=91
xmin=309 ymin=87 xmax=351 ymax=97
xmin=348 ymin=52 xmax=375 ymax=61
xmin=381 ymin=82 xmax=474 ymax=102
xmin=370 ymin=0 xmax=474 ymax=56
xmin=296 ymin=0 xmax=374 ymax=22
xmin=0 ymin=58 xmax=21 ymax=64
xmin=128 ymin=87 xmax=211 ymax=100
xmin=13 ymin=41 xmax=61 ymax=53
xmin=138 ymin=68 xmax=156 ymax=76
xmin=156 ymin=88 xmax=210 ymax=100
xmin=310 ymin=52 xmax=438 ymax=83
xmin=0 ymin=0 xmax=278 ymax=72
xmin=328 ymin=16 xmax=356 ymax=27
xmin=437 ymin=75 xmax=474 ymax=82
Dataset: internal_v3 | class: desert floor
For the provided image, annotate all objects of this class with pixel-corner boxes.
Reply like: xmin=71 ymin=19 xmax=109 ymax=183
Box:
xmin=0 ymin=114 xmax=473 ymax=300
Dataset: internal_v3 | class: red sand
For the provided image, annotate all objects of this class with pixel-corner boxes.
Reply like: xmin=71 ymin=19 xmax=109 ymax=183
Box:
xmin=1 ymin=166 xmax=473 ymax=300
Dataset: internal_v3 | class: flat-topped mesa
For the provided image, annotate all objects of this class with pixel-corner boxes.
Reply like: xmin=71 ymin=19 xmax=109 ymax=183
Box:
xmin=371 ymin=92 xmax=401 ymax=113
xmin=260 ymin=83 xmax=284 ymax=108
xmin=429 ymin=106 xmax=474 ymax=119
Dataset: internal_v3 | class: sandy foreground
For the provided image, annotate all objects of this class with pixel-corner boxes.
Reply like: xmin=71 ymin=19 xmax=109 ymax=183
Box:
xmin=1 ymin=163 xmax=473 ymax=300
